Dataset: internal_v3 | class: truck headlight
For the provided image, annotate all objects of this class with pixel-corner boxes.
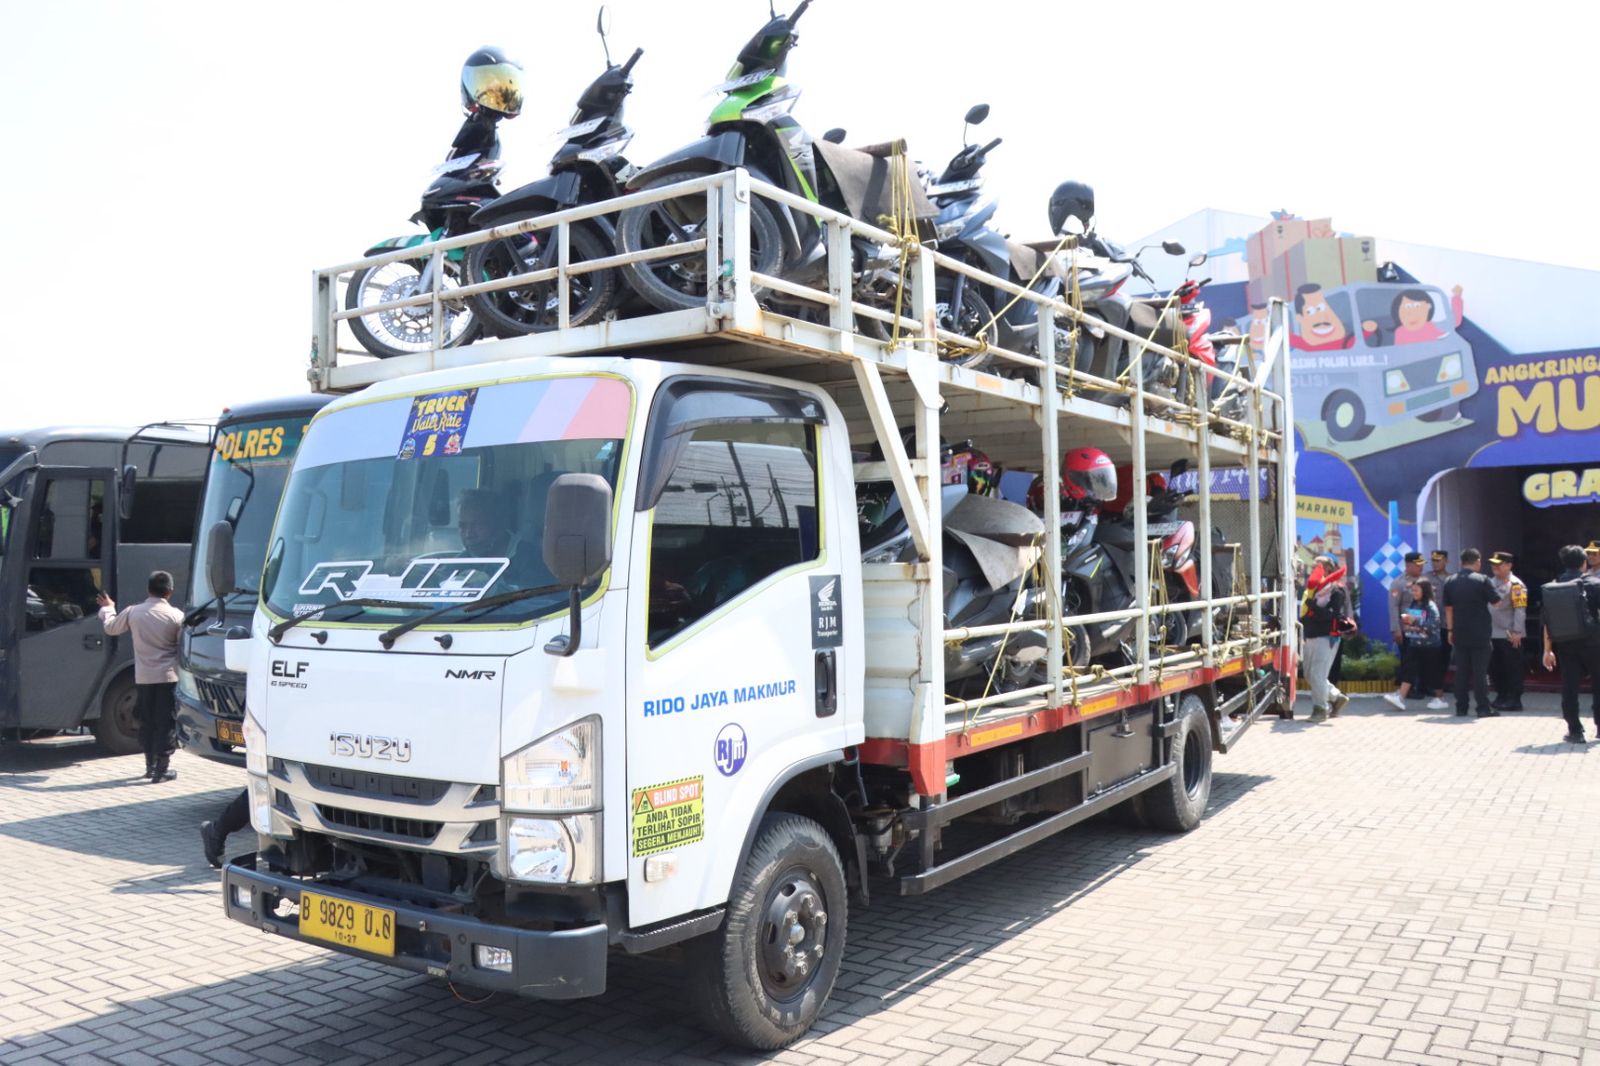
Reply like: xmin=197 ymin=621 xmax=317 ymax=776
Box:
xmin=504 ymin=814 xmax=599 ymax=884
xmin=243 ymin=712 xmax=267 ymax=777
xmin=1385 ymin=369 xmax=1409 ymax=394
xmin=502 ymin=717 xmax=598 ymax=812
xmin=248 ymin=773 xmax=275 ymax=834
xmin=176 ymin=667 xmax=200 ymax=702
xmin=1437 ymin=353 xmax=1462 ymax=383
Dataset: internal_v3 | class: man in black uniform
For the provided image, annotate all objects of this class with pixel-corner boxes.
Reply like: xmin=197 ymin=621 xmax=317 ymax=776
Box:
xmin=1542 ymin=544 xmax=1600 ymax=744
xmin=1442 ymin=548 xmax=1501 ymax=718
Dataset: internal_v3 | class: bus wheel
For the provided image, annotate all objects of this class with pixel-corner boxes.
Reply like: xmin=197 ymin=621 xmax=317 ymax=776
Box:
xmin=92 ymin=675 xmax=142 ymax=756
xmin=688 ymin=813 xmax=847 ymax=1050
xmin=1322 ymin=391 xmax=1371 ymax=442
xmin=1145 ymin=693 xmax=1213 ymax=832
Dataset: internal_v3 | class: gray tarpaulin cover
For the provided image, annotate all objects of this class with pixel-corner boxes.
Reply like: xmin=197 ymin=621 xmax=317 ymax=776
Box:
xmin=813 ymin=139 xmax=936 ymax=227
xmin=944 ymin=493 xmax=1044 ymax=590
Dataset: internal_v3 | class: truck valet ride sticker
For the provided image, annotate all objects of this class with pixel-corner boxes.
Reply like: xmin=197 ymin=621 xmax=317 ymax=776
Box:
xmin=398 ymin=387 xmax=477 ymax=461
xmin=631 ymin=776 xmax=704 ymax=857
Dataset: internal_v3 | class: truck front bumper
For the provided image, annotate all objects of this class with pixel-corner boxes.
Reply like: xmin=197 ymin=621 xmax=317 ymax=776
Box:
xmin=221 ymin=853 xmax=608 ymax=999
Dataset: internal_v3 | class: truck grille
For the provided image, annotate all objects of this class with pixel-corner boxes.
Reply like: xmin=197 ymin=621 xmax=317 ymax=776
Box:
xmin=196 ymin=678 xmax=244 ymax=720
xmin=303 ymin=764 xmax=453 ymax=804
xmin=315 ymin=804 xmax=443 ymax=844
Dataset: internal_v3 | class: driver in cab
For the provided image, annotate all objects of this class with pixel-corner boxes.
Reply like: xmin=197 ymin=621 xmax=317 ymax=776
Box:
xmin=456 ymin=487 xmax=550 ymax=589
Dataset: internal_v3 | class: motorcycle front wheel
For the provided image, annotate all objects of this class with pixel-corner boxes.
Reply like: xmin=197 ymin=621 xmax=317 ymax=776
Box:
xmin=464 ymin=222 xmax=620 ymax=336
xmin=934 ymin=280 xmax=999 ymax=370
xmin=616 ymin=170 xmax=785 ymax=312
xmin=345 ymin=259 xmax=479 ymax=359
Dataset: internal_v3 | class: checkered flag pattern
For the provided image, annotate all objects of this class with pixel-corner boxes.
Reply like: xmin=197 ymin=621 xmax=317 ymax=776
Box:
xmin=1364 ymin=538 xmax=1414 ymax=589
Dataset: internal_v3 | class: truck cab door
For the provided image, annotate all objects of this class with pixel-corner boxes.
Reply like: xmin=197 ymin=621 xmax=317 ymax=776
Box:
xmin=16 ymin=471 xmax=114 ymax=730
xmin=624 ymin=380 xmax=858 ymax=927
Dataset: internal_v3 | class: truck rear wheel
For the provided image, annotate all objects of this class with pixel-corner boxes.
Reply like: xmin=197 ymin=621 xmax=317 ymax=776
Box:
xmin=1144 ymin=693 xmax=1212 ymax=832
xmin=92 ymin=674 xmax=141 ymax=756
xmin=687 ymin=813 xmax=847 ymax=1050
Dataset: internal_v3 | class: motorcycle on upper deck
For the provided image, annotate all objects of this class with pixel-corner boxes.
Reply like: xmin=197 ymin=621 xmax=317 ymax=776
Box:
xmin=464 ymin=11 xmax=642 ymax=335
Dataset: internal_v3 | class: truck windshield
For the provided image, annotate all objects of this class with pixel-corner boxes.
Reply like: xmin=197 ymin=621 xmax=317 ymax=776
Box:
xmin=261 ymin=375 xmax=630 ymax=627
xmin=190 ymin=416 xmax=314 ymax=606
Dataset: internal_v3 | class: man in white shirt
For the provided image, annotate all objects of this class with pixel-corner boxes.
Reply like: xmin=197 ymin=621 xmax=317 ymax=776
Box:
xmin=98 ymin=571 xmax=185 ymax=782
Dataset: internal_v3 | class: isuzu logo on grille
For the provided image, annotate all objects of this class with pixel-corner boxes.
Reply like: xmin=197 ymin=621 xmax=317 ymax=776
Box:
xmin=329 ymin=732 xmax=413 ymax=763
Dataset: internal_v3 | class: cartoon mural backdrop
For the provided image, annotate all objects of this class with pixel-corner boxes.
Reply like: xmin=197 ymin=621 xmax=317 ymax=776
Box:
xmin=1189 ymin=213 xmax=1600 ymax=638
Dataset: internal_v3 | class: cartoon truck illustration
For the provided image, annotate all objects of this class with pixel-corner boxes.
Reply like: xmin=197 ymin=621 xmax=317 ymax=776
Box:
xmin=1287 ymin=281 xmax=1477 ymax=441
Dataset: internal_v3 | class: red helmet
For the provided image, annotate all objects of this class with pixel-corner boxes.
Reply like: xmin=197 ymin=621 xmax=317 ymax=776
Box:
xmin=1063 ymin=448 xmax=1118 ymax=503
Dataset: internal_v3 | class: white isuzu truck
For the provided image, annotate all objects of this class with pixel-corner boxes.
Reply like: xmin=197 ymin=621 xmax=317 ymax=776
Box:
xmin=217 ymin=168 xmax=1297 ymax=1049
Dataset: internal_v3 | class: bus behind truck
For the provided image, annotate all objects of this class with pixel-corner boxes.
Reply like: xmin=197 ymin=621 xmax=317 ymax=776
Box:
xmin=0 ymin=425 xmax=207 ymax=752
xmin=176 ymin=396 xmax=332 ymax=764
xmin=216 ymin=170 xmax=1295 ymax=1049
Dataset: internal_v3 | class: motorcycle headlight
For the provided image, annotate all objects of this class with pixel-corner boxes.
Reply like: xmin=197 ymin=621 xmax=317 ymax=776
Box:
xmin=176 ymin=667 xmax=200 ymax=702
xmin=1385 ymin=369 xmax=1410 ymax=394
xmin=1437 ymin=353 xmax=1462 ymax=383
xmin=243 ymin=712 xmax=267 ymax=777
xmin=502 ymin=717 xmax=599 ymax=812
xmin=1162 ymin=545 xmax=1182 ymax=569
xmin=504 ymin=814 xmax=600 ymax=884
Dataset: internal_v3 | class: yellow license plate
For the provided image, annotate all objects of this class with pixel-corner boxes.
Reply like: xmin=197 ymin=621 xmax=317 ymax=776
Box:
xmin=216 ymin=720 xmax=244 ymax=746
xmin=299 ymin=890 xmax=396 ymax=957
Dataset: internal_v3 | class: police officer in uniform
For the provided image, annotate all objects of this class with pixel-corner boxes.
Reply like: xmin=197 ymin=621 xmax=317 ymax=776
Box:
xmin=1389 ymin=551 xmax=1424 ymax=698
xmin=1543 ymin=544 xmax=1600 ymax=743
xmin=1487 ymin=551 xmax=1527 ymax=711
xmin=1585 ymin=541 xmax=1600 ymax=575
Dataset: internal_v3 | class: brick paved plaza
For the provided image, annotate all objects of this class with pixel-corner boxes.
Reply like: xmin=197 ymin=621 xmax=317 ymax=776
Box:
xmin=2 ymin=694 xmax=1597 ymax=1065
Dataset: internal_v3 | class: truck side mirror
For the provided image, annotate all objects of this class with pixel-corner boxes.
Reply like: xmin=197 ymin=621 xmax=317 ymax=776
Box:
xmin=117 ymin=465 xmax=137 ymax=521
xmin=206 ymin=520 xmax=236 ymax=603
xmin=542 ymin=473 xmax=613 ymax=656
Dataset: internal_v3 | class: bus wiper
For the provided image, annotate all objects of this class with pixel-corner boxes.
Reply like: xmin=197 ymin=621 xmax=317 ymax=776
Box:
xmin=377 ymin=583 xmax=564 ymax=649
xmin=184 ymin=588 xmax=259 ymax=628
xmin=269 ymin=598 xmax=416 ymax=643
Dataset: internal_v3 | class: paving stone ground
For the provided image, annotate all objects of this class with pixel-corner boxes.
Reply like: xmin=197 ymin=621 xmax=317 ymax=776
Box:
xmin=1 ymin=692 xmax=1597 ymax=1065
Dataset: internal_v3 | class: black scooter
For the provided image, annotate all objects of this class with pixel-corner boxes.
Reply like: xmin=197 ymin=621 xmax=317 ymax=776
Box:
xmin=465 ymin=12 xmax=642 ymax=334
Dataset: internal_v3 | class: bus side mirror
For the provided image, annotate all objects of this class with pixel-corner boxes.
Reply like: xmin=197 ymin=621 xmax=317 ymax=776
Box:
xmin=222 ymin=625 xmax=252 ymax=673
xmin=542 ymin=474 xmax=613 ymax=657
xmin=117 ymin=465 xmax=137 ymax=521
xmin=206 ymin=520 xmax=236 ymax=602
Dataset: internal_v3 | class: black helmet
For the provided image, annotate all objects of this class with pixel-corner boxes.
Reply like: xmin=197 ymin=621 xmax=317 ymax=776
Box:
xmin=1048 ymin=180 xmax=1095 ymax=236
xmin=460 ymin=47 xmax=524 ymax=117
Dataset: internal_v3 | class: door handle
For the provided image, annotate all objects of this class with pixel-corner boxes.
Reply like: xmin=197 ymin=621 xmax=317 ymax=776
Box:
xmin=814 ymin=649 xmax=837 ymax=718
xmin=82 ymin=634 xmax=104 ymax=650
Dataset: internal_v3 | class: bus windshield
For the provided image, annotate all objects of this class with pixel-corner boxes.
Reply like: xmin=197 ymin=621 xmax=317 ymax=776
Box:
xmin=190 ymin=416 xmax=315 ymax=606
xmin=261 ymin=375 xmax=631 ymax=627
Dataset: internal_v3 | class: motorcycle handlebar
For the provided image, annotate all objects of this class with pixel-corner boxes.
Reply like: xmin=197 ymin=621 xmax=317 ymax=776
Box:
xmin=980 ymin=136 xmax=1003 ymax=155
xmin=621 ymin=47 xmax=644 ymax=75
xmin=790 ymin=0 xmax=812 ymax=25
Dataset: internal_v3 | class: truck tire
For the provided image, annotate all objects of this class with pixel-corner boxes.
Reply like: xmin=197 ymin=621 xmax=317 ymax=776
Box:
xmin=687 ymin=813 xmax=847 ymax=1050
xmin=1144 ymin=693 xmax=1212 ymax=832
xmin=92 ymin=674 xmax=142 ymax=756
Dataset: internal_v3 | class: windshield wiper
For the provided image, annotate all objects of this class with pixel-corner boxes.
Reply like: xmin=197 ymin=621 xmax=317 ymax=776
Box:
xmin=377 ymin=583 xmax=564 ymax=649
xmin=269 ymin=598 xmax=417 ymax=643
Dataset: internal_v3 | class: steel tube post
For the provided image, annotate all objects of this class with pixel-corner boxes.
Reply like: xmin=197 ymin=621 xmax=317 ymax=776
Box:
xmin=827 ymin=220 xmax=854 ymax=356
xmin=1197 ymin=365 xmax=1215 ymax=664
xmin=722 ymin=170 xmax=756 ymax=327
xmin=429 ymin=248 xmax=444 ymax=367
xmin=1246 ymin=326 xmax=1265 ymax=643
xmin=557 ymin=221 xmax=571 ymax=330
xmin=1038 ymin=304 xmax=1063 ymax=707
xmin=1272 ymin=299 xmax=1298 ymax=662
xmin=910 ymin=245 xmax=945 ymax=756
xmin=1131 ymin=342 xmax=1150 ymax=685
xmin=312 ymin=270 xmax=334 ymax=386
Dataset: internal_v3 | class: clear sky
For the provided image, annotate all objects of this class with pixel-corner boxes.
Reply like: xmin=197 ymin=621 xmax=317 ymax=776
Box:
xmin=3 ymin=0 xmax=1596 ymax=429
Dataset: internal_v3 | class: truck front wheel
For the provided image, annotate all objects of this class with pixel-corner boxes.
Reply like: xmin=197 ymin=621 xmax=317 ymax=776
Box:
xmin=92 ymin=674 xmax=142 ymax=756
xmin=1144 ymin=693 xmax=1213 ymax=832
xmin=688 ymin=813 xmax=847 ymax=1050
